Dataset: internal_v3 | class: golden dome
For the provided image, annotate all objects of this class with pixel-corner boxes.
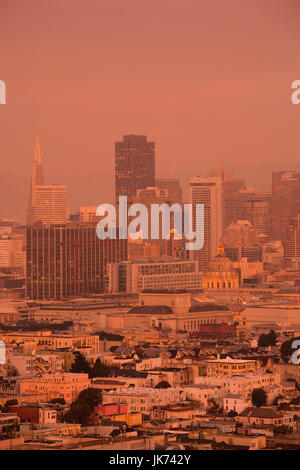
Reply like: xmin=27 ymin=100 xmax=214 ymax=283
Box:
xmin=206 ymin=241 xmax=236 ymax=277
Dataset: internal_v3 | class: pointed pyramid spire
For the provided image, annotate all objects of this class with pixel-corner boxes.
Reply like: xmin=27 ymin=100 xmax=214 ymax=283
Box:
xmin=34 ymin=136 xmax=42 ymax=163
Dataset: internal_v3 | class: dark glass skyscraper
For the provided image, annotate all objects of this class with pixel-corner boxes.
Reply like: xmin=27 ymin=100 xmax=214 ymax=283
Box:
xmin=26 ymin=224 xmax=127 ymax=300
xmin=115 ymin=135 xmax=155 ymax=201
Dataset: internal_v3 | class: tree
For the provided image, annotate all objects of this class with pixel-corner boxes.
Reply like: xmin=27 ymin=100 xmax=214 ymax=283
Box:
xmin=77 ymin=388 xmax=102 ymax=408
xmin=268 ymin=329 xmax=277 ymax=346
xmin=70 ymin=352 xmax=91 ymax=375
xmin=91 ymin=358 xmax=114 ymax=378
xmin=258 ymin=330 xmax=277 ymax=348
xmin=258 ymin=334 xmax=269 ymax=347
xmin=251 ymin=388 xmax=267 ymax=407
xmin=7 ymin=365 xmax=19 ymax=377
xmin=64 ymin=388 xmax=102 ymax=425
xmin=65 ymin=401 xmax=92 ymax=425
xmin=155 ymin=380 xmax=171 ymax=389
xmin=227 ymin=410 xmax=238 ymax=418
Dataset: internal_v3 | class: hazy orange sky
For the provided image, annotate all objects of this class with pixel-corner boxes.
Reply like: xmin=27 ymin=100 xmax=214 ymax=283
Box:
xmin=0 ymin=0 xmax=300 ymax=217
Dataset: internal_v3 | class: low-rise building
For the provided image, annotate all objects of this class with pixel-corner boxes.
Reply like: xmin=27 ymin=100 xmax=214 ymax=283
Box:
xmin=222 ymin=395 xmax=252 ymax=414
xmin=16 ymin=373 xmax=91 ymax=404
xmin=237 ymin=407 xmax=296 ymax=431
xmin=102 ymin=387 xmax=181 ymax=413
xmin=195 ymin=372 xmax=280 ymax=397
xmin=9 ymin=404 xmax=57 ymax=424
xmin=203 ymin=357 xmax=257 ymax=377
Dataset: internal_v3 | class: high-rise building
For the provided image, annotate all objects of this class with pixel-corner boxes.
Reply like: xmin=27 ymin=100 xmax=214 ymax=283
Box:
xmin=26 ymin=225 xmax=127 ymax=300
xmin=115 ymin=135 xmax=155 ymax=201
xmin=210 ymin=169 xmax=245 ymax=234
xmin=241 ymin=193 xmax=271 ymax=236
xmin=189 ymin=176 xmax=222 ymax=269
xmin=27 ymin=137 xmax=45 ymax=225
xmin=271 ymin=171 xmax=300 ymax=241
xmin=156 ymin=178 xmax=183 ymax=204
xmin=34 ymin=185 xmax=67 ymax=225
xmin=26 ymin=137 xmax=68 ymax=226
xmin=283 ymin=215 xmax=300 ymax=269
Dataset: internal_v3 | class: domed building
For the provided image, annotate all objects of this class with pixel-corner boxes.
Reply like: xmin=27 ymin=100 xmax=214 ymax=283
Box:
xmin=203 ymin=242 xmax=239 ymax=289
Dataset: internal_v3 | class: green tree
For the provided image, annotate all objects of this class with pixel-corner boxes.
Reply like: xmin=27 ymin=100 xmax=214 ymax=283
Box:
xmin=91 ymin=358 xmax=114 ymax=378
xmin=70 ymin=352 xmax=91 ymax=375
xmin=7 ymin=365 xmax=19 ymax=377
xmin=155 ymin=380 xmax=171 ymax=389
xmin=258 ymin=334 xmax=269 ymax=347
xmin=77 ymin=387 xmax=102 ymax=408
xmin=64 ymin=388 xmax=102 ymax=425
xmin=258 ymin=330 xmax=277 ymax=347
xmin=65 ymin=401 xmax=92 ymax=425
xmin=251 ymin=388 xmax=267 ymax=407
xmin=268 ymin=329 xmax=277 ymax=346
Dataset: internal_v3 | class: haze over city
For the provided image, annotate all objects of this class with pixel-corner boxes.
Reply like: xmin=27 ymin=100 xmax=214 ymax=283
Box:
xmin=1 ymin=0 xmax=300 ymax=219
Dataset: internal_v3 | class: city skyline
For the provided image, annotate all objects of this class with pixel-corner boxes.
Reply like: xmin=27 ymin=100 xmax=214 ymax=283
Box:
xmin=1 ymin=0 xmax=300 ymax=220
xmin=2 ymin=133 xmax=300 ymax=223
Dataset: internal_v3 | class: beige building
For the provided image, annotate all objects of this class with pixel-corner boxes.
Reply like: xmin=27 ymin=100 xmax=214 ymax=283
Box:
xmin=0 ymin=331 xmax=100 ymax=355
xmin=102 ymin=387 xmax=180 ymax=413
xmin=189 ymin=176 xmax=222 ymax=269
xmin=203 ymin=357 xmax=257 ymax=377
xmin=100 ymin=291 xmax=234 ymax=333
xmin=107 ymin=259 xmax=202 ymax=293
xmin=196 ymin=372 xmax=280 ymax=397
xmin=17 ymin=373 xmax=91 ymax=404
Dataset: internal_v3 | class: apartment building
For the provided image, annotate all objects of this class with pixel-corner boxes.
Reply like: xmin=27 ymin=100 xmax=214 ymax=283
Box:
xmin=195 ymin=372 xmax=280 ymax=397
xmin=203 ymin=357 xmax=257 ymax=377
xmin=102 ymin=387 xmax=181 ymax=413
xmin=16 ymin=373 xmax=91 ymax=404
xmin=0 ymin=331 xmax=100 ymax=355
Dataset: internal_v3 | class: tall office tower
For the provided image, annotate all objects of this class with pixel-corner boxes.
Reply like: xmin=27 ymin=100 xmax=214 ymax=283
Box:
xmin=34 ymin=185 xmax=67 ymax=225
xmin=26 ymin=225 xmax=127 ymax=300
xmin=241 ymin=192 xmax=271 ymax=236
xmin=156 ymin=178 xmax=183 ymax=204
xmin=283 ymin=215 xmax=300 ymax=269
xmin=210 ymin=169 xmax=245 ymax=234
xmin=222 ymin=180 xmax=245 ymax=234
xmin=189 ymin=176 xmax=222 ymax=269
xmin=271 ymin=171 xmax=300 ymax=242
xmin=26 ymin=137 xmax=45 ymax=225
xmin=115 ymin=135 xmax=155 ymax=201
